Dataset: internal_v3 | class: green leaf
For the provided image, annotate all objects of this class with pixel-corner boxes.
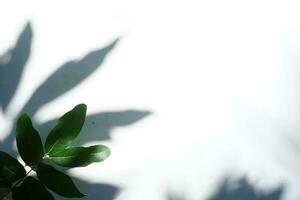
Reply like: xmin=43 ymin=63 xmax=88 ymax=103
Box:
xmin=48 ymin=145 xmax=110 ymax=167
xmin=0 ymin=179 xmax=11 ymax=198
xmin=12 ymin=177 xmax=54 ymax=200
xmin=12 ymin=186 xmax=25 ymax=200
xmin=16 ymin=113 xmax=44 ymax=165
xmin=37 ymin=163 xmax=85 ymax=197
xmin=38 ymin=110 xmax=151 ymax=143
xmin=45 ymin=104 xmax=87 ymax=155
xmin=0 ymin=151 xmax=26 ymax=182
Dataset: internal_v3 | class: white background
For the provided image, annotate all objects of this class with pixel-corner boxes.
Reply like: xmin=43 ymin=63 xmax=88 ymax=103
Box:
xmin=1 ymin=0 xmax=300 ymax=199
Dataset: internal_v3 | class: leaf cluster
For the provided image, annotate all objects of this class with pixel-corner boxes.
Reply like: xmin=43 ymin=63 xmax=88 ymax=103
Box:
xmin=0 ymin=104 xmax=110 ymax=200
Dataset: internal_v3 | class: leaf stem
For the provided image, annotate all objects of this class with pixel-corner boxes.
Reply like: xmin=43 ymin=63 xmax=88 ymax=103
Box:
xmin=42 ymin=154 xmax=50 ymax=159
xmin=11 ymin=167 xmax=35 ymax=188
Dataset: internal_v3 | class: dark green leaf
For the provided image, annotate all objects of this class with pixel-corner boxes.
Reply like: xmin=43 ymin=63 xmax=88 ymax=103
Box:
xmin=0 ymin=179 xmax=11 ymax=198
xmin=12 ymin=186 xmax=25 ymax=200
xmin=12 ymin=177 xmax=54 ymax=200
xmin=48 ymin=145 xmax=110 ymax=167
xmin=37 ymin=163 xmax=85 ymax=197
xmin=45 ymin=104 xmax=87 ymax=155
xmin=16 ymin=113 xmax=44 ymax=165
xmin=0 ymin=151 xmax=26 ymax=182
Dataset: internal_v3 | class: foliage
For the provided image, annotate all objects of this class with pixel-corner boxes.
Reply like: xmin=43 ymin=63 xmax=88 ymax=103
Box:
xmin=0 ymin=104 xmax=110 ymax=200
xmin=0 ymin=22 xmax=150 ymax=200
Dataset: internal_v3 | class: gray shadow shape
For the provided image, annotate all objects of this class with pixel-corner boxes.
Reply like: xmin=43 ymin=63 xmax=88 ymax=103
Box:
xmin=209 ymin=177 xmax=284 ymax=200
xmin=0 ymin=21 xmax=151 ymax=200
xmin=38 ymin=110 xmax=151 ymax=143
xmin=0 ymin=22 xmax=122 ymax=155
xmin=53 ymin=177 xmax=119 ymax=200
xmin=22 ymin=38 xmax=119 ymax=116
xmin=166 ymin=177 xmax=284 ymax=200
xmin=0 ymin=22 xmax=32 ymax=112
xmin=167 ymin=193 xmax=186 ymax=200
xmin=1 ymin=120 xmax=18 ymax=156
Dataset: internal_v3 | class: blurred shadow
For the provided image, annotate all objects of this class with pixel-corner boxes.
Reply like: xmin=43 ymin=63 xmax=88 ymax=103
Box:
xmin=0 ymin=22 xmax=123 ymax=156
xmin=53 ymin=177 xmax=119 ymax=200
xmin=167 ymin=193 xmax=186 ymax=200
xmin=0 ymin=22 xmax=32 ymax=112
xmin=166 ymin=177 xmax=284 ymax=200
xmin=21 ymin=38 xmax=119 ymax=116
xmin=38 ymin=110 xmax=151 ymax=143
xmin=0 ymin=22 xmax=151 ymax=200
xmin=209 ymin=177 xmax=284 ymax=200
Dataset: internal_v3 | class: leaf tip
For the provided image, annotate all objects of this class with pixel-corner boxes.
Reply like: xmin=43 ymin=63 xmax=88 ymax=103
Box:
xmin=76 ymin=103 xmax=87 ymax=112
xmin=19 ymin=112 xmax=30 ymax=119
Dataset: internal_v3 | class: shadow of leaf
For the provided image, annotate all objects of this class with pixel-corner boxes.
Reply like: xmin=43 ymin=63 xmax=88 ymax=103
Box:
xmin=209 ymin=177 xmax=284 ymax=200
xmin=1 ymin=37 xmax=120 ymax=156
xmin=38 ymin=110 xmax=151 ymax=143
xmin=53 ymin=176 xmax=119 ymax=200
xmin=166 ymin=193 xmax=186 ymax=200
xmin=166 ymin=177 xmax=284 ymax=200
xmin=0 ymin=22 xmax=32 ymax=112
xmin=22 ymin=38 xmax=119 ymax=116
xmin=0 ymin=22 xmax=151 ymax=200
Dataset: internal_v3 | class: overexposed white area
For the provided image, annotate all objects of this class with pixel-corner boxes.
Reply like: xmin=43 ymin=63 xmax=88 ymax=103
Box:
xmin=1 ymin=0 xmax=300 ymax=199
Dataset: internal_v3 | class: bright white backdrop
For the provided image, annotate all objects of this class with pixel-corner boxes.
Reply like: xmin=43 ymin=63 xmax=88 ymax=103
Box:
xmin=1 ymin=0 xmax=300 ymax=199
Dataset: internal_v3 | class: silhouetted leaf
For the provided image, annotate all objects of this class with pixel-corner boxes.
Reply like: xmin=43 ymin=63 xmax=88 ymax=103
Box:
xmin=48 ymin=145 xmax=110 ymax=167
xmin=22 ymin=39 xmax=119 ymax=115
xmin=0 ymin=179 xmax=11 ymax=198
xmin=45 ymin=104 xmax=87 ymax=155
xmin=12 ymin=177 xmax=54 ymax=200
xmin=16 ymin=113 xmax=44 ymax=165
xmin=37 ymin=163 xmax=84 ymax=197
xmin=12 ymin=186 xmax=26 ymax=200
xmin=0 ymin=151 xmax=26 ymax=182
xmin=0 ymin=22 xmax=32 ymax=111
xmin=39 ymin=110 xmax=151 ymax=143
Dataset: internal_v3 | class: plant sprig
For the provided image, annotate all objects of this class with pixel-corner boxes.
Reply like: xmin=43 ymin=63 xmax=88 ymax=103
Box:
xmin=0 ymin=104 xmax=110 ymax=200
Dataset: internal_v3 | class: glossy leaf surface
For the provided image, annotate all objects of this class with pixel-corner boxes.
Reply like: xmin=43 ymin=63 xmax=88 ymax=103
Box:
xmin=49 ymin=145 xmax=110 ymax=167
xmin=45 ymin=104 xmax=87 ymax=155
